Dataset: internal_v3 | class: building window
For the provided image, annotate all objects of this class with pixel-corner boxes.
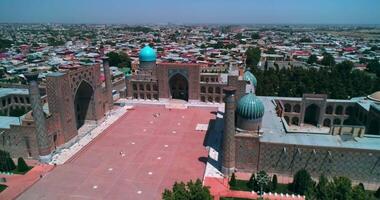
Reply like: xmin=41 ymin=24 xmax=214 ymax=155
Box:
xmin=333 ymin=118 xmax=341 ymax=125
xmin=284 ymin=103 xmax=291 ymax=112
xmin=132 ymin=84 xmax=137 ymax=90
xmin=207 ymin=96 xmax=213 ymax=102
xmin=293 ymin=104 xmax=300 ymax=113
xmin=201 ymin=86 xmax=206 ymax=93
xmin=208 ymin=87 xmax=213 ymax=93
xmin=153 ymin=94 xmax=158 ymax=100
xmin=146 ymin=84 xmax=151 ymax=91
xmin=14 ymin=97 xmax=19 ymax=103
xmin=215 ymin=87 xmax=221 ymax=94
xmin=215 ymin=96 xmax=221 ymax=103
xmin=139 ymin=84 xmax=144 ymax=91
xmin=20 ymin=98 xmax=24 ymax=104
xmin=133 ymin=93 xmax=138 ymax=99
xmin=201 ymin=96 xmax=206 ymax=102
xmin=147 ymin=94 xmax=151 ymax=99
xmin=325 ymin=105 xmax=333 ymax=114
xmin=140 ymin=93 xmax=145 ymax=99
xmin=335 ymin=105 xmax=343 ymax=115
xmin=153 ymin=84 xmax=158 ymax=91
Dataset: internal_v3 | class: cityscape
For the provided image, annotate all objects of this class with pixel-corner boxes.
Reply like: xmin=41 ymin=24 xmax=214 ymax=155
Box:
xmin=0 ymin=0 xmax=380 ymax=200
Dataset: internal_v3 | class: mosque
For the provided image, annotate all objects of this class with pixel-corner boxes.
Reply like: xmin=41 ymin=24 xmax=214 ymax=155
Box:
xmin=0 ymin=45 xmax=380 ymax=186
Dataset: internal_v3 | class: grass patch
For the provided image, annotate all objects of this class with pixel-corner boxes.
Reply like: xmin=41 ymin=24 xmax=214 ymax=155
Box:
xmin=0 ymin=184 xmax=7 ymax=193
xmin=11 ymin=166 xmax=33 ymax=175
xmin=230 ymin=179 xmax=251 ymax=191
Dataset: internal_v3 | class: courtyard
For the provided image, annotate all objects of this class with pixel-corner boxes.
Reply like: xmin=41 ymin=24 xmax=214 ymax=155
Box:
xmin=18 ymin=105 xmax=216 ymax=200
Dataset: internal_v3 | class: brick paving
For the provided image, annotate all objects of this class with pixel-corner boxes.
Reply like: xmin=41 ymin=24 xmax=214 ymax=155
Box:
xmin=17 ymin=105 xmax=216 ymax=200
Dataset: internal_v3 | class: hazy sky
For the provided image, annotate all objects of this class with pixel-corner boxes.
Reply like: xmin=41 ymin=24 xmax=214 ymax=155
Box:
xmin=0 ymin=0 xmax=379 ymax=24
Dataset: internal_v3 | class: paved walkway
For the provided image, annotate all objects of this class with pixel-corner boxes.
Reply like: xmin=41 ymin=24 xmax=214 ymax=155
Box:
xmin=18 ymin=105 xmax=216 ymax=200
xmin=0 ymin=163 xmax=54 ymax=200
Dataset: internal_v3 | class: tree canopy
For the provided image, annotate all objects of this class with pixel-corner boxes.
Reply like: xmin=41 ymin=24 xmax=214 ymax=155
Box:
xmin=162 ymin=179 xmax=212 ymax=200
xmin=246 ymin=47 xmax=261 ymax=68
xmin=106 ymin=51 xmax=131 ymax=69
xmin=251 ymin=61 xmax=380 ymax=99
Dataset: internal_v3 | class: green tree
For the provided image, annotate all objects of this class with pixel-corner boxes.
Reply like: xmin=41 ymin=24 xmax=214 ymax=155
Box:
xmin=6 ymin=157 xmax=16 ymax=171
xmin=256 ymin=171 xmax=270 ymax=195
xmin=307 ymin=54 xmax=318 ymax=64
xmin=291 ymin=169 xmax=314 ymax=195
xmin=251 ymin=32 xmax=260 ymax=40
xmin=367 ymin=59 xmax=380 ymax=77
xmin=351 ymin=184 xmax=370 ymax=200
xmin=375 ymin=186 xmax=380 ymax=198
xmin=246 ymin=47 xmax=261 ymax=69
xmin=106 ymin=51 xmax=131 ymax=68
xmin=271 ymin=174 xmax=278 ymax=191
xmin=0 ymin=150 xmax=15 ymax=171
xmin=316 ymin=174 xmax=330 ymax=200
xmin=229 ymin=173 xmax=237 ymax=187
xmin=328 ymin=177 xmax=352 ymax=200
xmin=17 ymin=157 xmax=29 ymax=172
xmin=162 ymin=179 xmax=212 ymax=200
xmin=320 ymin=52 xmax=335 ymax=66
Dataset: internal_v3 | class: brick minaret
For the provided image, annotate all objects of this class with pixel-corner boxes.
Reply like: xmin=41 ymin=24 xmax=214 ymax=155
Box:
xmin=222 ymin=86 xmax=237 ymax=175
xmin=102 ymin=57 xmax=113 ymax=110
xmin=25 ymin=72 xmax=52 ymax=162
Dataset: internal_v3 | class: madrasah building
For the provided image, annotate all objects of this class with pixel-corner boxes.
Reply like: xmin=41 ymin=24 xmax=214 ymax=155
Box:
xmin=0 ymin=45 xmax=379 ymax=185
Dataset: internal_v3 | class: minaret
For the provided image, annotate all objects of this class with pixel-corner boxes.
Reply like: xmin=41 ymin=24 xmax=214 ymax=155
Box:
xmin=222 ymin=86 xmax=237 ymax=175
xmin=24 ymin=72 xmax=52 ymax=162
xmin=102 ymin=57 xmax=113 ymax=110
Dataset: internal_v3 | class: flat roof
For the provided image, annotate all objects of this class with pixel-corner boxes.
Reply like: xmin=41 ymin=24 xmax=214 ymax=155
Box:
xmin=0 ymin=116 xmax=21 ymax=129
xmin=258 ymin=96 xmax=380 ymax=151
xmin=0 ymin=88 xmax=29 ymax=98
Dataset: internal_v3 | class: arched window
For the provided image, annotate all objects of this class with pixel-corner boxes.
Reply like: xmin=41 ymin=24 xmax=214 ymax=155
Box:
xmin=293 ymin=104 xmax=301 ymax=113
xmin=325 ymin=105 xmax=333 ymax=114
xmin=153 ymin=84 xmax=158 ymax=91
xmin=133 ymin=84 xmax=137 ymax=90
xmin=201 ymin=86 xmax=206 ymax=93
xmin=284 ymin=103 xmax=291 ymax=112
xmin=284 ymin=116 xmax=290 ymax=124
xmin=335 ymin=105 xmax=343 ymax=115
xmin=292 ymin=117 xmax=299 ymax=125
xmin=333 ymin=118 xmax=341 ymax=125
xmin=215 ymin=87 xmax=221 ymax=94
xmin=323 ymin=118 xmax=331 ymax=127
xmin=201 ymin=96 xmax=206 ymax=102
xmin=207 ymin=96 xmax=213 ymax=102
xmin=345 ymin=106 xmax=354 ymax=115
xmin=208 ymin=87 xmax=213 ymax=93
xmin=146 ymin=84 xmax=151 ymax=91
xmin=139 ymin=84 xmax=144 ymax=91
xmin=215 ymin=96 xmax=221 ymax=103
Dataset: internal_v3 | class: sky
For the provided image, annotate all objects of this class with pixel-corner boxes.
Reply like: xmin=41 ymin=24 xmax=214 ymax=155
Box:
xmin=0 ymin=0 xmax=380 ymax=25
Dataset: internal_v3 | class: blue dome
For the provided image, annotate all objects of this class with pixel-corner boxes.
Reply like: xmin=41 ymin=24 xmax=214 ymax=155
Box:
xmin=243 ymin=71 xmax=257 ymax=87
xmin=236 ymin=93 xmax=264 ymax=120
xmin=139 ymin=45 xmax=156 ymax=62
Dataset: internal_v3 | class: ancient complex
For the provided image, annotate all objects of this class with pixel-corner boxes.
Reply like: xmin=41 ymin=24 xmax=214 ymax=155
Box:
xmin=1 ymin=45 xmax=380 ymax=185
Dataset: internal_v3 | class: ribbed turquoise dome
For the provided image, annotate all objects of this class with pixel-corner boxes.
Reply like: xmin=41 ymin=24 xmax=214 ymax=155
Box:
xmin=139 ymin=45 xmax=156 ymax=62
xmin=236 ymin=93 xmax=264 ymax=120
xmin=243 ymin=71 xmax=257 ymax=87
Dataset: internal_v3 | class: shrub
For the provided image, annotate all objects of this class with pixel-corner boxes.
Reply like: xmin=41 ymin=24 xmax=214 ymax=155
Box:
xmin=229 ymin=173 xmax=237 ymax=187
xmin=17 ymin=157 xmax=29 ymax=172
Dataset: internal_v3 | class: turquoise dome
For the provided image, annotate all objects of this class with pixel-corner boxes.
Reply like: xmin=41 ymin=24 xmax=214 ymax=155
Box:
xmin=139 ymin=45 xmax=156 ymax=62
xmin=236 ymin=93 xmax=264 ymax=120
xmin=243 ymin=71 xmax=257 ymax=87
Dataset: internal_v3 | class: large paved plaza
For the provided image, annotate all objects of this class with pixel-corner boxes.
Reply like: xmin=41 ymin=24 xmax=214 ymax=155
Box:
xmin=18 ymin=105 xmax=216 ymax=200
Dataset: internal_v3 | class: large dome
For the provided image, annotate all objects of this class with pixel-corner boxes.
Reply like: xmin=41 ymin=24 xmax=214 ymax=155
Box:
xmin=368 ymin=91 xmax=380 ymax=102
xmin=139 ymin=45 xmax=156 ymax=62
xmin=243 ymin=71 xmax=257 ymax=87
xmin=236 ymin=93 xmax=264 ymax=120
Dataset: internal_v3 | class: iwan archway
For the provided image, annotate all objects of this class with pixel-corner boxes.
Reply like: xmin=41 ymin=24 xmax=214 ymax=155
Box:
xmin=74 ymin=80 xmax=95 ymax=129
xmin=169 ymin=73 xmax=188 ymax=101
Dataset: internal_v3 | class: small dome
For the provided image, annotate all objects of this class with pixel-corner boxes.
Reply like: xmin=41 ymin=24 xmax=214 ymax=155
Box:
xmin=237 ymin=93 xmax=264 ymax=120
xmin=243 ymin=71 xmax=257 ymax=87
xmin=368 ymin=91 xmax=380 ymax=102
xmin=139 ymin=45 xmax=156 ymax=62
